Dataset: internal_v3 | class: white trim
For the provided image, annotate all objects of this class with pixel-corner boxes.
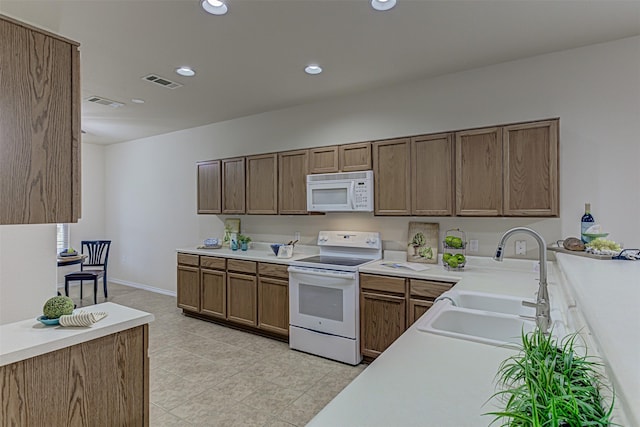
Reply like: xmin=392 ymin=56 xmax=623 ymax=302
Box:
xmin=109 ymin=278 xmax=177 ymax=297
xmin=56 ymin=278 xmax=177 ymax=297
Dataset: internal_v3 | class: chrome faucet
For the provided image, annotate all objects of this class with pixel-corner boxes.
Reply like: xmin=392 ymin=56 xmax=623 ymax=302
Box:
xmin=494 ymin=227 xmax=551 ymax=333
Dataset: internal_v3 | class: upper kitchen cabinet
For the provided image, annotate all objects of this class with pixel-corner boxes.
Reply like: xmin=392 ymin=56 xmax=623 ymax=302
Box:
xmin=197 ymin=160 xmax=221 ymax=214
xmin=309 ymin=146 xmax=339 ymax=174
xmin=411 ymin=133 xmax=454 ymax=216
xmin=222 ymin=157 xmax=246 ymax=214
xmin=246 ymin=153 xmax=278 ymax=214
xmin=373 ymin=138 xmax=411 ymax=215
xmin=455 ymin=127 xmax=503 ymax=216
xmin=339 ymin=142 xmax=372 ymax=172
xmin=0 ymin=15 xmax=80 ymax=224
xmin=278 ymin=149 xmax=309 ymax=214
xmin=503 ymin=119 xmax=559 ymax=216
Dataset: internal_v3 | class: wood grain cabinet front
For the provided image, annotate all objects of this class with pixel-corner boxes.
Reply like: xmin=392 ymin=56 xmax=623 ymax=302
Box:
xmin=0 ymin=15 xmax=81 ymax=224
xmin=227 ymin=272 xmax=258 ymax=327
xmin=246 ymin=153 xmax=278 ymax=214
xmin=373 ymin=138 xmax=412 ymax=216
xmin=339 ymin=142 xmax=372 ymax=172
xmin=359 ymin=274 xmax=407 ymax=358
xmin=503 ymin=119 xmax=559 ymax=216
xmin=222 ymin=157 xmax=246 ymax=214
xmin=411 ymin=133 xmax=454 ymax=216
xmin=278 ymin=150 xmax=309 ymax=214
xmin=309 ymin=146 xmax=339 ymax=174
xmin=177 ymin=254 xmax=200 ymax=312
xmin=455 ymin=127 xmax=503 ymax=216
xmin=0 ymin=325 xmax=149 ymax=426
xmin=197 ymin=160 xmax=221 ymax=214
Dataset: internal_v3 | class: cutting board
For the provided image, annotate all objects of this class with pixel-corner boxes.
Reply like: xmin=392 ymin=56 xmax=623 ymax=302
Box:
xmin=547 ymin=245 xmax=613 ymax=260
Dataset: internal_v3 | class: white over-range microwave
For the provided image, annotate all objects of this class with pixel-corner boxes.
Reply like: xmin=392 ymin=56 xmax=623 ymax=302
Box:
xmin=306 ymin=170 xmax=374 ymax=212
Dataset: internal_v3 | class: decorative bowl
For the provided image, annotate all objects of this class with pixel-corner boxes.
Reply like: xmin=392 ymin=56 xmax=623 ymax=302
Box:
xmin=270 ymin=243 xmax=284 ymax=256
xmin=582 ymin=233 xmax=609 ymax=243
xmin=37 ymin=315 xmax=60 ymax=326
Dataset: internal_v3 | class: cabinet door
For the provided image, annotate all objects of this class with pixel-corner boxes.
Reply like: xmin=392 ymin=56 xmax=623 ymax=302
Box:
xmin=0 ymin=17 xmax=80 ymax=224
xmin=197 ymin=160 xmax=221 ymax=214
xmin=360 ymin=291 xmax=406 ymax=358
xmin=258 ymin=277 xmax=289 ymax=337
xmin=408 ymin=299 xmax=433 ymax=326
xmin=339 ymin=142 xmax=371 ymax=172
xmin=246 ymin=153 xmax=278 ymax=214
xmin=201 ymin=269 xmax=226 ymax=319
xmin=503 ymin=119 xmax=559 ymax=216
xmin=278 ymin=150 xmax=309 ymax=214
xmin=309 ymin=146 xmax=339 ymax=174
xmin=227 ymin=272 xmax=258 ymax=326
xmin=177 ymin=265 xmax=200 ymax=312
xmin=455 ymin=127 xmax=503 ymax=216
xmin=411 ymin=133 xmax=454 ymax=216
xmin=373 ymin=138 xmax=411 ymax=215
xmin=222 ymin=157 xmax=246 ymax=213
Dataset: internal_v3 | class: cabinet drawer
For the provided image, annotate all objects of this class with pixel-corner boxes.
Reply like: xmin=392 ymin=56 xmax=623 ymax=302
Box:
xmin=410 ymin=279 xmax=453 ymax=300
xmin=201 ymin=256 xmax=226 ymax=270
xmin=227 ymin=259 xmax=257 ymax=274
xmin=360 ymin=274 xmax=406 ymax=295
xmin=258 ymin=262 xmax=289 ymax=280
xmin=177 ymin=253 xmax=199 ymax=267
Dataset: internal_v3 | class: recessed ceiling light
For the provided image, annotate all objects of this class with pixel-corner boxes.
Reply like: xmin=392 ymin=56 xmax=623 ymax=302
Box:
xmin=304 ymin=64 xmax=323 ymax=75
xmin=201 ymin=0 xmax=228 ymax=15
xmin=176 ymin=66 xmax=196 ymax=77
xmin=131 ymin=98 xmax=145 ymax=104
xmin=371 ymin=0 xmax=396 ymax=11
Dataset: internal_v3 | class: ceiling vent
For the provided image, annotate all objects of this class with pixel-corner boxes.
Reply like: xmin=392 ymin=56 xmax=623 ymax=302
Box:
xmin=142 ymin=74 xmax=183 ymax=89
xmin=85 ymin=96 xmax=125 ymax=108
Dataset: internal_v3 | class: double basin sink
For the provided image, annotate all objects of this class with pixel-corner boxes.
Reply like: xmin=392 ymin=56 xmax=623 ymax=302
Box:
xmin=417 ymin=289 xmax=565 ymax=348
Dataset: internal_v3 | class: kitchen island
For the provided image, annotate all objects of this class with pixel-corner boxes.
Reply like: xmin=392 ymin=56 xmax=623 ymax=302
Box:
xmin=1 ymin=302 xmax=154 ymax=426
xmin=309 ymin=255 xmax=639 ymax=426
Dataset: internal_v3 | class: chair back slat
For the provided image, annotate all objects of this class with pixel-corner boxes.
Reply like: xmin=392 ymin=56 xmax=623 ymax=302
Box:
xmin=81 ymin=240 xmax=111 ymax=269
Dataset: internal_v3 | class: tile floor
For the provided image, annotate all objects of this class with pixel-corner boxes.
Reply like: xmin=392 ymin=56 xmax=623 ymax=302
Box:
xmin=65 ymin=282 xmax=367 ymax=426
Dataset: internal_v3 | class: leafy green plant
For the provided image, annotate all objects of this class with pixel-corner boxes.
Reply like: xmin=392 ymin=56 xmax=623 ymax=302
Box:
xmin=486 ymin=328 xmax=615 ymax=427
xmin=236 ymin=234 xmax=252 ymax=244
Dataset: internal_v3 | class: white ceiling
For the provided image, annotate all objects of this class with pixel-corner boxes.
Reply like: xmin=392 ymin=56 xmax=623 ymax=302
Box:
xmin=2 ymin=0 xmax=639 ymax=145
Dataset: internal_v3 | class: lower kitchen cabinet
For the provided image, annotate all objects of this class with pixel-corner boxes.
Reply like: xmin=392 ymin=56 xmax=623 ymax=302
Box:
xmin=360 ymin=273 xmax=455 ymax=360
xmin=227 ymin=272 xmax=258 ymax=327
xmin=201 ymin=268 xmax=226 ymax=319
xmin=360 ymin=274 xmax=407 ymax=359
xmin=258 ymin=277 xmax=289 ymax=336
xmin=257 ymin=262 xmax=290 ymax=337
xmin=177 ymin=254 xmax=200 ymax=312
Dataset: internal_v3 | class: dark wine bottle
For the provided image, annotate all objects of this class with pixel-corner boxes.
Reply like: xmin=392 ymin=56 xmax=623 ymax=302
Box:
xmin=581 ymin=203 xmax=595 ymax=243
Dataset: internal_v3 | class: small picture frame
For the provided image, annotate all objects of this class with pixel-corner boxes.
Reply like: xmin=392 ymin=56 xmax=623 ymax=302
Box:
xmin=407 ymin=222 xmax=439 ymax=264
xmin=223 ymin=218 xmax=241 ymax=247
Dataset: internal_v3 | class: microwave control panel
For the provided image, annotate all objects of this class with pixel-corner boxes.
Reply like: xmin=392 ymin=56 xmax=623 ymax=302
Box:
xmin=354 ymin=181 xmax=371 ymax=209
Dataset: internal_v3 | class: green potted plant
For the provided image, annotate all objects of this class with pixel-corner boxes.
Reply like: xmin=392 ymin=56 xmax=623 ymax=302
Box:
xmin=237 ymin=234 xmax=252 ymax=251
xmin=486 ymin=328 xmax=614 ymax=426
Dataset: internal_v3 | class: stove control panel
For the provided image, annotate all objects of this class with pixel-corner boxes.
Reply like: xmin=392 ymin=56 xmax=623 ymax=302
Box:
xmin=316 ymin=231 xmax=381 ymax=249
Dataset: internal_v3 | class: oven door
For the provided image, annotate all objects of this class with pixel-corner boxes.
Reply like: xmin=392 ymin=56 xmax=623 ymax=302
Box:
xmin=288 ymin=266 xmax=358 ymax=339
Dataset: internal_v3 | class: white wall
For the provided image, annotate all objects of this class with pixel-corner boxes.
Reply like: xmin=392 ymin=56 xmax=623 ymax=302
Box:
xmin=0 ymin=224 xmax=57 ymax=324
xmin=104 ymin=36 xmax=640 ymax=293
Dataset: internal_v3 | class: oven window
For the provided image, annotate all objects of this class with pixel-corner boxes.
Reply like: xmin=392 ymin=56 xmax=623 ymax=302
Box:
xmin=299 ymin=284 xmax=343 ymax=322
xmin=312 ymin=188 xmax=348 ymax=205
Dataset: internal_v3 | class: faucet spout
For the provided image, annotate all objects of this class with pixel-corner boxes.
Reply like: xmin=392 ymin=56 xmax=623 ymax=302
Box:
xmin=494 ymin=227 xmax=550 ymax=333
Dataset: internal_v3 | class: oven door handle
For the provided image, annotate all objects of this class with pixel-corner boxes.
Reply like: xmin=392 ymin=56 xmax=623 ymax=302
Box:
xmin=288 ymin=266 xmax=357 ymax=280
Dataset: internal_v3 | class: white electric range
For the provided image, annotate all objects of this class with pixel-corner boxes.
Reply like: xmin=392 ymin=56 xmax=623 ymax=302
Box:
xmin=288 ymin=231 xmax=382 ymax=365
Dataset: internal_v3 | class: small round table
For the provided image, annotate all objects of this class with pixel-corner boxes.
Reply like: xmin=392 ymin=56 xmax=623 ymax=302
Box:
xmin=57 ymin=254 xmax=87 ymax=267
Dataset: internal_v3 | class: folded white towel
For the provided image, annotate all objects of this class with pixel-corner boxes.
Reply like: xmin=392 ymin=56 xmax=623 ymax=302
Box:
xmin=59 ymin=311 xmax=108 ymax=327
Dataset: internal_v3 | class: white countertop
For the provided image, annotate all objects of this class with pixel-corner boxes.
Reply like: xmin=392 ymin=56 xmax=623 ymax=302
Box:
xmin=309 ymin=255 xmax=637 ymax=426
xmin=0 ymin=302 xmax=154 ymax=366
xmin=555 ymin=253 xmax=640 ymax=426
xmin=176 ymin=243 xmax=318 ymax=265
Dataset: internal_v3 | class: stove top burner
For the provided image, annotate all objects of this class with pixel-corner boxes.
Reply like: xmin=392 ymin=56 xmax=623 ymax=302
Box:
xmin=294 ymin=255 xmax=373 ymax=267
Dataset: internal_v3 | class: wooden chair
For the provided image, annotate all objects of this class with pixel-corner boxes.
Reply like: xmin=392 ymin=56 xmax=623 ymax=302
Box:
xmin=65 ymin=240 xmax=111 ymax=305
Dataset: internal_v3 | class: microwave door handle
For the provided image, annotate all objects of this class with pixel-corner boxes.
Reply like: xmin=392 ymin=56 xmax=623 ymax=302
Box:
xmin=349 ymin=181 xmax=356 ymax=209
